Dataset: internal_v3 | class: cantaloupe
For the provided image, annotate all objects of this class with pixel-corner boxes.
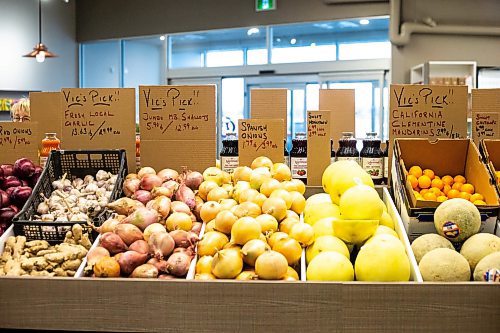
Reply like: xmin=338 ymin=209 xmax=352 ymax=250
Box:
xmin=460 ymin=233 xmax=500 ymax=270
xmin=473 ymin=251 xmax=500 ymax=282
xmin=433 ymin=198 xmax=481 ymax=243
xmin=419 ymin=248 xmax=470 ymax=282
xmin=411 ymin=234 xmax=455 ymax=263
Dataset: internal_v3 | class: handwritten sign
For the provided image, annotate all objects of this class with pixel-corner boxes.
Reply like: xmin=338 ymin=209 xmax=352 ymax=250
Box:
xmin=472 ymin=89 xmax=500 ymax=144
xmin=139 ymin=85 xmax=216 ymax=171
xmin=0 ymin=122 xmax=39 ymax=164
xmin=60 ymin=88 xmax=136 ymax=170
xmin=250 ymin=89 xmax=287 ymax=138
xmin=307 ymin=111 xmax=331 ymax=186
xmin=30 ymin=92 xmax=62 ymax=152
xmin=238 ymin=119 xmax=284 ymax=166
xmin=319 ymin=89 xmax=355 ymax=145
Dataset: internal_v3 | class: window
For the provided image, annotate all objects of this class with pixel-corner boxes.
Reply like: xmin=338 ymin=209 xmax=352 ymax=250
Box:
xmin=206 ymin=50 xmax=244 ymax=67
xmin=81 ymin=41 xmax=121 ymax=88
xmin=221 ymin=78 xmax=244 ymax=137
xmin=247 ymin=49 xmax=268 ymax=65
xmin=339 ymin=41 xmax=391 ymax=60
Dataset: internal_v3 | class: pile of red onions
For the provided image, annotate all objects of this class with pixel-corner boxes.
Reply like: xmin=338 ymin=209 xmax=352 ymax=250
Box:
xmin=0 ymin=158 xmax=41 ymax=235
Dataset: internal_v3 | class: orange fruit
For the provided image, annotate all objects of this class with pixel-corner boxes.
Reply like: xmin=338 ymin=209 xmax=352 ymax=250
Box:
xmin=420 ymin=189 xmax=429 ymax=196
xmin=418 ymin=175 xmax=431 ymax=189
xmin=429 ymin=187 xmax=441 ymax=196
xmin=407 ymin=175 xmax=418 ymax=189
xmin=423 ymin=192 xmax=437 ymax=201
xmin=409 ymin=166 xmax=423 ymax=178
xmin=431 ymin=178 xmax=444 ymax=190
xmin=423 ymin=169 xmax=435 ymax=180
xmin=434 ymin=175 xmax=441 ymax=180
xmin=452 ymin=182 xmax=463 ymax=191
xmin=442 ymin=184 xmax=451 ymax=195
xmin=441 ymin=175 xmax=453 ymax=185
xmin=473 ymin=200 xmax=486 ymax=206
xmin=460 ymin=183 xmax=474 ymax=194
xmin=470 ymin=193 xmax=484 ymax=202
xmin=414 ymin=186 xmax=421 ymax=192
xmin=454 ymin=175 xmax=466 ymax=184
xmin=459 ymin=192 xmax=471 ymax=201
xmin=437 ymin=196 xmax=448 ymax=202
xmin=447 ymin=189 xmax=460 ymax=199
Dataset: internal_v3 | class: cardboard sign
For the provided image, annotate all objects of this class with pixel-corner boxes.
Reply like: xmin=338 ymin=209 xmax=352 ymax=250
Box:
xmin=250 ymin=88 xmax=287 ymax=138
xmin=60 ymin=88 xmax=136 ymax=170
xmin=319 ymin=89 xmax=355 ymax=145
xmin=238 ymin=119 xmax=284 ymax=166
xmin=307 ymin=111 xmax=331 ymax=186
xmin=0 ymin=122 xmax=39 ymax=164
xmin=29 ymin=92 xmax=62 ymax=152
xmin=472 ymin=89 xmax=500 ymax=144
xmin=139 ymin=85 xmax=216 ymax=171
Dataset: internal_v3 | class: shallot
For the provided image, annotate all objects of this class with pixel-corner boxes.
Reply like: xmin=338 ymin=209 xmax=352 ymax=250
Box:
xmin=108 ymin=197 xmax=144 ymax=215
xmin=130 ymin=264 xmax=158 ymax=278
xmin=169 ymin=229 xmax=199 ymax=248
xmin=114 ymin=223 xmax=143 ymax=246
xmin=148 ymin=231 xmax=175 ymax=260
xmin=121 ymin=207 xmax=159 ymax=230
xmin=137 ymin=167 xmax=156 ymax=179
xmin=146 ymin=195 xmax=171 ymax=218
xmin=161 ymin=180 xmax=179 ymax=193
xmin=191 ymin=222 xmax=203 ymax=236
xmin=157 ymin=168 xmax=179 ymax=182
xmin=132 ymin=190 xmax=152 ymax=205
xmin=123 ymin=178 xmax=141 ymax=197
xmin=166 ymin=251 xmax=192 ymax=277
xmin=129 ymin=239 xmax=149 ymax=254
xmin=94 ymin=218 xmax=120 ymax=234
xmin=151 ymin=186 xmax=173 ymax=199
xmin=184 ymin=170 xmax=203 ymax=191
xmin=170 ymin=201 xmax=191 ymax=214
xmin=100 ymin=232 xmax=128 ymax=255
xmin=140 ymin=174 xmax=162 ymax=191
xmin=175 ymin=183 xmax=196 ymax=209
xmin=117 ymin=250 xmax=148 ymax=275
xmin=86 ymin=247 xmax=110 ymax=267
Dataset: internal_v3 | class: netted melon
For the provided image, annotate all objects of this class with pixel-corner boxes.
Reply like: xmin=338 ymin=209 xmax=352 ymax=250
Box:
xmin=460 ymin=233 xmax=500 ymax=270
xmin=411 ymin=234 xmax=455 ymax=263
xmin=473 ymin=251 xmax=500 ymax=282
xmin=419 ymin=248 xmax=470 ymax=282
xmin=434 ymin=198 xmax=481 ymax=243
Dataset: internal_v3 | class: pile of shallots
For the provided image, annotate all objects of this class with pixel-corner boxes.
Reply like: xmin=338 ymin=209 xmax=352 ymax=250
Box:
xmin=85 ymin=166 xmax=204 ymax=278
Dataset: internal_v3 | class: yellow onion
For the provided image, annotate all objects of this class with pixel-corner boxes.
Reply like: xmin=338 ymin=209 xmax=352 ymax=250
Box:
xmin=290 ymin=179 xmax=306 ymax=195
xmin=203 ymin=167 xmax=225 ymax=186
xmin=197 ymin=231 xmax=229 ymax=257
xmin=272 ymin=237 xmax=302 ymax=265
xmin=200 ymin=201 xmax=222 ymax=223
xmin=195 ymin=255 xmax=214 ymax=274
xmin=195 ymin=273 xmax=216 ymax=280
xmin=270 ymin=189 xmax=293 ymax=209
xmin=219 ymin=198 xmax=238 ymax=211
xmin=231 ymin=217 xmax=262 ymax=245
xmin=289 ymin=223 xmax=315 ymax=247
xmin=283 ymin=266 xmax=300 ymax=281
xmin=285 ymin=210 xmax=300 ymax=221
xmin=238 ymin=188 xmax=260 ymax=204
xmin=262 ymin=197 xmax=287 ymax=221
xmin=289 ymin=191 xmax=306 ymax=214
xmin=241 ymin=239 xmax=270 ymax=266
xmin=205 ymin=219 xmax=216 ymax=232
xmin=166 ymin=212 xmax=193 ymax=232
xmin=233 ymin=166 xmax=252 ymax=183
xmin=255 ymin=214 xmax=278 ymax=233
xmin=211 ymin=249 xmax=243 ymax=279
xmin=251 ymin=156 xmax=273 ymax=170
xmin=198 ymin=180 xmax=219 ymax=201
xmin=214 ymin=210 xmax=238 ymax=234
xmin=260 ymin=178 xmax=282 ymax=197
xmin=255 ymin=250 xmax=288 ymax=280
xmin=232 ymin=181 xmax=251 ymax=202
xmin=271 ymin=163 xmax=292 ymax=182
xmin=279 ymin=217 xmax=300 ymax=234
xmin=267 ymin=232 xmax=289 ymax=248
xmin=236 ymin=270 xmax=258 ymax=281
xmin=207 ymin=187 xmax=230 ymax=202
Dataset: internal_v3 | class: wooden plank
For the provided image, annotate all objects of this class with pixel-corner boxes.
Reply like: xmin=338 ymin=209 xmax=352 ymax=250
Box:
xmin=0 ymin=278 xmax=498 ymax=332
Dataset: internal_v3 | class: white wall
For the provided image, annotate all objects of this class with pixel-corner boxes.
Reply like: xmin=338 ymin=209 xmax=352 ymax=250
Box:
xmin=0 ymin=0 xmax=77 ymax=91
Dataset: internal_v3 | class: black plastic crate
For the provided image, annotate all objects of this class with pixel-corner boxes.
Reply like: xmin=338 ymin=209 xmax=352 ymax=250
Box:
xmin=13 ymin=150 xmax=128 ymax=243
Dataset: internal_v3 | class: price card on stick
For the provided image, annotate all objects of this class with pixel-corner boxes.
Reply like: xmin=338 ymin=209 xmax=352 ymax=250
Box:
xmin=30 ymin=92 xmax=62 ymax=152
xmin=307 ymin=111 xmax=331 ymax=186
xmin=0 ymin=122 xmax=39 ymax=164
xmin=250 ymin=88 xmax=287 ymax=138
xmin=238 ymin=119 xmax=284 ymax=166
xmin=319 ymin=89 xmax=355 ymax=145
xmin=472 ymin=89 xmax=500 ymax=144
xmin=60 ymin=88 xmax=136 ymax=170
xmin=139 ymin=85 xmax=216 ymax=172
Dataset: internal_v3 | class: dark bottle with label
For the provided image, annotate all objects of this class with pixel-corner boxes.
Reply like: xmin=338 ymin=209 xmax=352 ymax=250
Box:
xmin=284 ymin=139 xmax=290 ymax=167
xmin=336 ymin=132 xmax=359 ymax=164
xmin=360 ymin=132 xmax=384 ymax=185
xmin=383 ymin=139 xmax=389 ymax=185
xmin=290 ymin=132 xmax=307 ymax=184
xmin=330 ymin=139 xmax=336 ymax=164
xmin=220 ymin=133 xmax=239 ymax=173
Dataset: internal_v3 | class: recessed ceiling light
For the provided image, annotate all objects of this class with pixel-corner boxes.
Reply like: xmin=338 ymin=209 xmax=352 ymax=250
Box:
xmin=159 ymin=35 xmax=166 ymax=41
xmin=359 ymin=19 xmax=370 ymax=25
xmin=290 ymin=38 xmax=297 ymax=45
xmin=310 ymin=42 xmax=316 ymax=47
xmin=247 ymin=28 xmax=260 ymax=36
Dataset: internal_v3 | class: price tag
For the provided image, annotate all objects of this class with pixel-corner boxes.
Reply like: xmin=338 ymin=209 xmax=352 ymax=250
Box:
xmin=60 ymin=88 xmax=136 ymax=170
xmin=139 ymin=85 xmax=216 ymax=171
xmin=319 ymin=89 xmax=355 ymax=144
xmin=0 ymin=122 xmax=39 ymax=164
xmin=472 ymin=89 xmax=500 ymax=144
xmin=250 ymin=88 xmax=287 ymax=138
xmin=238 ymin=119 xmax=284 ymax=166
xmin=307 ymin=111 xmax=331 ymax=186
xmin=30 ymin=92 xmax=62 ymax=152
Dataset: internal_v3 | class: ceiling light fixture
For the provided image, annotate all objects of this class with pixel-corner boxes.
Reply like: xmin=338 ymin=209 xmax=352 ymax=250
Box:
xmin=359 ymin=19 xmax=370 ymax=25
xmin=290 ymin=38 xmax=297 ymax=45
xmin=247 ymin=28 xmax=260 ymax=36
xmin=23 ymin=0 xmax=57 ymax=62
xmin=310 ymin=42 xmax=316 ymax=47
xmin=160 ymin=35 xmax=166 ymax=41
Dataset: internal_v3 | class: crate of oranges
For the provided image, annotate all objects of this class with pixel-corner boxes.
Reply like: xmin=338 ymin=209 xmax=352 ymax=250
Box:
xmin=406 ymin=166 xmax=486 ymax=205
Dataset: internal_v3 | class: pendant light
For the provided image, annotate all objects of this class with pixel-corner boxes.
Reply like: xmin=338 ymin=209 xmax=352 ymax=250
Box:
xmin=23 ymin=0 xmax=57 ymax=62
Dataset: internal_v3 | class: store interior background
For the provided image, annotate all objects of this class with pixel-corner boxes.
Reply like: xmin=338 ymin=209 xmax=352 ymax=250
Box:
xmin=1 ymin=0 xmax=499 ymax=150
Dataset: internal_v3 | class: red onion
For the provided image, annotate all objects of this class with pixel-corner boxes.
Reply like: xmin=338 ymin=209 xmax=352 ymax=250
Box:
xmin=114 ymin=223 xmax=144 ymax=246
xmin=2 ymin=176 xmax=21 ymax=189
xmin=129 ymin=240 xmax=149 ymax=255
xmin=13 ymin=158 xmax=36 ymax=179
xmin=132 ymin=190 xmax=152 ymax=205
xmin=10 ymin=186 xmax=32 ymax=207
xmin=146 ymin=196 xmax=171 ymax=218
xmin=184 ymin=171 xmax=203 ymax=191
xmin=0 ymin=164 xmax=14 ymax=177
xmin=191 ymin=222 xmax=202 ymax=236
xmin=121 ymin=207 xmax=159 ymax=231
xmin=0 ymin=207 xmax=17 ymax=224
xmin=175 ymin=183 xmax=196 ymax=209
xmin=157 ymin=168 xmax=179 ymax=182
xmin=107 ymin=197 xmax=144 ymax=216
xmin=148 ymin=231 xmax=175 ymax=260
xmin=117 ymin=250 xmax=148 ymax=276
xmin=123 ymin=178 xmax=141 ymax=197
xmin=140 ymin=174 xmax=163 ymax=191
xmin=100 ymin=232 xmax=128 ymax=255
xmin=0 ymin=190 xmax=9 ymax=209
xmin=151 ymin=186 xmax=173 ymax=199
xmin=170 ymin=201 xmax=191 ymax=214
xmin=130 ymin=264 xmax=158 ymax=278
xmin=161 ymin=180 xmax=179 ymax=193
xmin=166 ymin=251 xmax=192 ymax=277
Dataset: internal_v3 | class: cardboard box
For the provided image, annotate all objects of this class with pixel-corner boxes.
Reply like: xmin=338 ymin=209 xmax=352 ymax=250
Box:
xmin=0 ymin=121 xmax=40 ymax=164
xmin=392 ymin=138 xmax=499 ymax=240
xmin=471 ymin=89 xmax=500 ymax=145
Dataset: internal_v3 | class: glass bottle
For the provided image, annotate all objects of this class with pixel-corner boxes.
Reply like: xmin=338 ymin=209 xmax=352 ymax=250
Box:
xmin=284 ymin=139 xmax=290 ymax=167
xmin=220 ymin=133 xmax=239 ymax=173
xmin=336 ymin=132 xmax=359 ymax=164
xmin=290 ymin=132 xmax=307 ymax=184
xmin=40 ymin=133 xmax=60 ymax=168
xmin=330 ymin=139 xmax=336 ymax=164
xmin=383 ymin=139 xmax=389 ymax=185
xmin=135 ymin=133 xmax=141 ymax=172
xmin=360 ymin=132 xmax=384 ymax=185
